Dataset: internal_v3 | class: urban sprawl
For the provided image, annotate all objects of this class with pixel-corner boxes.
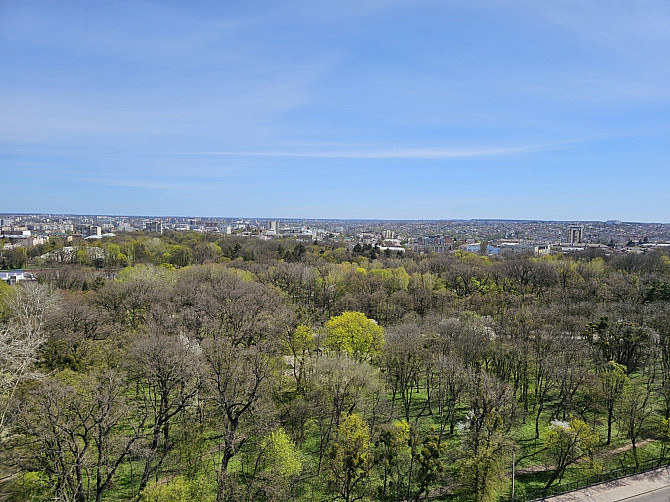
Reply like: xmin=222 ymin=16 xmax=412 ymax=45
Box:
xmin=2 ymin=214 xmax=669 ymax=276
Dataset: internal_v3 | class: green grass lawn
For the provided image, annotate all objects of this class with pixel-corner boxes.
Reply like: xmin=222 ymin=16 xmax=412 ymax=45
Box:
xmin=7 ymin=375 xmax=669 ymax=502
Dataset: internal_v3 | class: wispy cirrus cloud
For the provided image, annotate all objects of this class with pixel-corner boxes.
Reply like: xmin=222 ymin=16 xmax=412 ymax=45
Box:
xmin=186 ymin=144 xmax=558 ymax=160
xmin=77 ymin=177 xmax=204 ymax=191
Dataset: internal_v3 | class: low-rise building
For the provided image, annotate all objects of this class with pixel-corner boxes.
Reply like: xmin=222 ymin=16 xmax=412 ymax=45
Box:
xmin=0 ymin=270 xmax=36 ymax=285
xmin=144 ymin=221 xmax=163 ymax=234
xmin=411 ymin=235 xmax=454 ymax=253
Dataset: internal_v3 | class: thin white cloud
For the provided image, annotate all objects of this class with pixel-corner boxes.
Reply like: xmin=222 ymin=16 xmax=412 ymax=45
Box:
xmin=524 ymin=0 xmax=670 ymax=45
xmin=76 ymin=177 xmax=203 ymax=191
xmin=187 ymin=144 xmax=557 ymax=159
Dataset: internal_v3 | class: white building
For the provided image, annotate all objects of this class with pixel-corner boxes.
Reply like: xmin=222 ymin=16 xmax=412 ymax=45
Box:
xmin=0 ymin=270 xmax=36 ymax=285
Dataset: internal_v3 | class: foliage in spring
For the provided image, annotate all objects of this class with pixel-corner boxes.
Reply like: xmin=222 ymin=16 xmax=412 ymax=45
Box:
xmin=1 ymin=234 xmax=669 ymax=501
xmin=259 ymin=427 xmax=303 ymax=478
xmin=322 ymin=311 xmax=384 ymax=361
xmin=543 ymin=417 xmax=599 ymax=489
xmin=328 ymin=413 xmax=373 ymax=502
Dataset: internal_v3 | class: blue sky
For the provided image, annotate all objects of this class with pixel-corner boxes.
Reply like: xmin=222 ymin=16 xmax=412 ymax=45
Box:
xmin=1 ymin=1 xmax=669 ymax=221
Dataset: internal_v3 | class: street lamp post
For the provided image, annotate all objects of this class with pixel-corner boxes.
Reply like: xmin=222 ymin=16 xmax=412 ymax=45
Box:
xmin=512 ymin=452 xmax=516 ymax=498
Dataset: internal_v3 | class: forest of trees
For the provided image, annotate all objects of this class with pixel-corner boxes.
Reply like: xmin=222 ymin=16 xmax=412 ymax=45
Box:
xmin=1 ymin=232 xmax=670 ymax=501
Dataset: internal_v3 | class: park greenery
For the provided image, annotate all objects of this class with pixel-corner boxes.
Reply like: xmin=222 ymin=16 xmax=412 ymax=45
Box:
xmin=1 ymin=232 xmax=670 ymax=501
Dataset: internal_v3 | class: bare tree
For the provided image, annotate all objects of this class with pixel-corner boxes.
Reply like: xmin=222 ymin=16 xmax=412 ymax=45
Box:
xmin=202 ymin=337 xmax=278 ymax=502
xmin=307 ymin=354 xmax=384 ymax=473
xmin=40 ymin=292 xmax=106 ymax=371
xmin=174 ymin=266 xmax=286 ymax=346
xmin=617 ymin=371 xmax=656 ymax=469
xmin=0 ymin=282 xmax=58 ymax=437
xmin=458 ymin=372 xmax=517 ymax=502
xmin=432 ymin=355 xmax=470 ymax=440
xmin=14 ymin=370 xmax=147 ymax=502
xmin=127 ymin=323 xmax=203 ymax=494
xmin=383 ymin=324 xmax=428 ymax=421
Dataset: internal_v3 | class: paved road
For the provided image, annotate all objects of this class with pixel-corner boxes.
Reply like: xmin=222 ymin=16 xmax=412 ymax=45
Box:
xmin=616 ymin=485 xmax=670 ymax=502
xmin=545 ymin=466 xmax=670 ymax=502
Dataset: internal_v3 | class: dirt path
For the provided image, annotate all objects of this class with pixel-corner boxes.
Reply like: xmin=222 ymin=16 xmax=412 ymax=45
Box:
xmin=515 ymin=438 xmax=657 ymax=475
xmin=607 ymin=438 xmax=654 ymax=456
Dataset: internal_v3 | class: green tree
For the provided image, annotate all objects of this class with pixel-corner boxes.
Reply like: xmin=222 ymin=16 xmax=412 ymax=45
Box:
xmin=328 ymin=413 xmax=372 ymax=502
xmin=282 ymin=324 xmax=314 ymax=392
xmin=409 ymin=430 xmax=447 ymax=502
xmin=308 ymin=355 xmax=383 ymax=472
xmin=585 ymin=317 xmax=652 ymax=374
xmin=543 ymin=417 xmax=598 ymax=489
xmin=458 ymin=423 xmax=513 ymax=502
xmin=75 ymin=248 xmax=90 ymax=266
xmin=322 ymin=311 xmax=384 ymax=362
xmin=139 ymin=475 xmax=208 ymax=502
xmin=598 ymin=361 xmax=627 ymax=445
xmin=105 ymin=243 xmax=123 ymax=267
xmin=458 ymin=373 xmax=516 ymax=502
xmin=617 ymin=376 xmax=654 ymax=469
xmin=167 ymin=245 xmax=193 ymax=267
xmin=375 ymin=419 xmax=411 ymax=501
xmin=0 ymin=280 xmax=14 ymax=322
xmin=658 ymin=417 xmax=670 ymax=461
xmin=237 ymin=427 xmax=304 ymax=502
xmin=1 ymin=247 xmax=27 ymax=269
xmin=259 ymin=427 xmax=302 ymax=478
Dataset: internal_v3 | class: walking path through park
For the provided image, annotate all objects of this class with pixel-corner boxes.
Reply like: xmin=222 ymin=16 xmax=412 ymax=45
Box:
xmin=541 ymin=465 xmax=670 ymax=501
xmin=516 ymin=439 xmax=656 ymax=475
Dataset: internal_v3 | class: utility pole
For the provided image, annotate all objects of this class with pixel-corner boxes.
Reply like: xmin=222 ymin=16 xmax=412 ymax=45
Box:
xmin=512 ymin=451 xmax=516 ymax=498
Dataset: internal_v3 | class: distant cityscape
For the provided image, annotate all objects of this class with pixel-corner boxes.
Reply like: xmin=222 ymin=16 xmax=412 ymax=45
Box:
xmin=2 ymin=213 xmax=670 ymax=262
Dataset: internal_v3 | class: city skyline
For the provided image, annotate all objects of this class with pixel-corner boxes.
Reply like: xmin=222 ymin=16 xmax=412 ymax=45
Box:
xmin=2 ymin=1 xmax=669 ymax=221
xmin=0 ymin=212 xmax=666 ymax=226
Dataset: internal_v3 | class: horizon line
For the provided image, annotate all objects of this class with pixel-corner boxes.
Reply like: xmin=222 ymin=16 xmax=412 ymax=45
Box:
xmin=1 ymin=212 xmax=667 ymax=225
